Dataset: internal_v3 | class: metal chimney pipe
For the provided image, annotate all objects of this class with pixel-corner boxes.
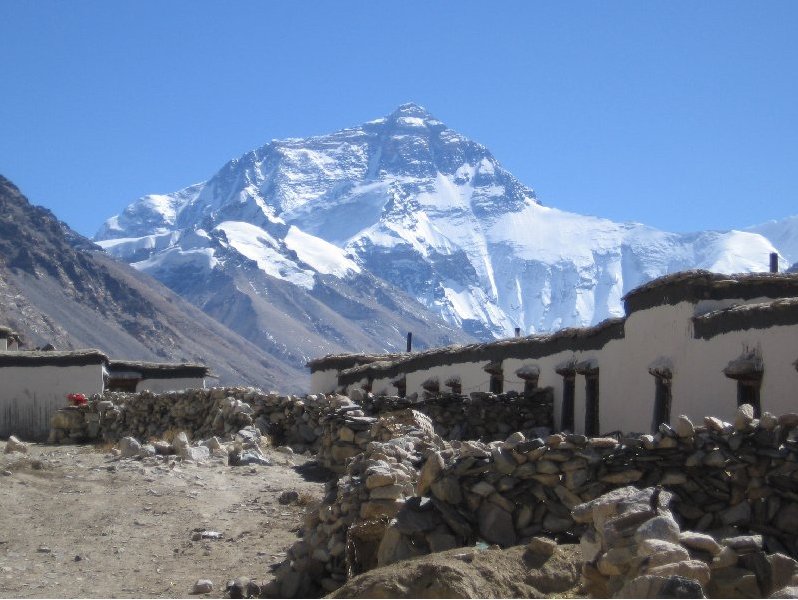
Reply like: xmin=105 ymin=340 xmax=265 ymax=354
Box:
xmin=406 ymin=332 xmax=413 ymax=353
xmin=770 ymin=252 xmax=779 ymax=274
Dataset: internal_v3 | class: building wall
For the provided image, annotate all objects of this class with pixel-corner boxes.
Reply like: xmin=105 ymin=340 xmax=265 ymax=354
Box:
xmin=135 ymin=377 xmax=205 ymax=393
xmin=0 ymin=364 xmax=105 ymax=440
xmin=0 ymin=339 xmax=7 ymax=351
xmin=313 ymin=297 xmax=798 ymax=436
xmin=311 ymin=369 xmax=340 ymax=394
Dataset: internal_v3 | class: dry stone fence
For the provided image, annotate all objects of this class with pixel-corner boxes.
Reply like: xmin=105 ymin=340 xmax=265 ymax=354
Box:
xmin=47 ymin=387 xmax=798 ymax=597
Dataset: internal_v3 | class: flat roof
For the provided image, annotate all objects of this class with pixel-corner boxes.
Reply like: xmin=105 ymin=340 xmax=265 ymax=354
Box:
xmin=108 ymin=360 xmax=209 ymax=379
xmin=337 ymin=318 xmax=625 ymax=387
xmin=0 ymin=349 xmax=109 ymax=367
xmin=307 ymin=352 xmax=407 ymax=371
xmin=623 ymin=270 xmax=798 ymax=314
xmin=693 ymin=297 xmax=798 ymax=340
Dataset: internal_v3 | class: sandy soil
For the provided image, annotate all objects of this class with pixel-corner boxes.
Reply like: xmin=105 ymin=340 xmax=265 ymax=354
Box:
xmin=0 ymin=441 xmax=326 ymax=598
xmin=328 ymin=543 xmax=584 ymax=599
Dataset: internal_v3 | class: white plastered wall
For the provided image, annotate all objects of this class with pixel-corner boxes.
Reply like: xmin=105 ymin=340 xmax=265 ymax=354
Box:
xmin=0 ymin=339 xmax=7 ymax=351
xmin=675 ymin=325 xmax=798 ymax=424
xmin=311 ymin=368 xmax=340 ymax=394
xmin=405 ymin=361 xmax=494 ymax=398
xmin=136 ymin=377 xmax=205 ymax=393
xmin=372 ymin=377 xmax=398 ymax=396
xmin=0 ymin=364 xmax=105 ymax=440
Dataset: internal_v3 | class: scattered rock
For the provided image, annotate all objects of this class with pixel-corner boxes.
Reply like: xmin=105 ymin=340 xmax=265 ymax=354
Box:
xmin=192 ymin=579 xmax=213 ymax=594
xmin=4 ymin=435 xmax=28 ymax=454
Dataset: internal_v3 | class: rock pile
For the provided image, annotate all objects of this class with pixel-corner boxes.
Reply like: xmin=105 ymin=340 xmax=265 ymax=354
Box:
xmin=266 ymin=409 xmax=442 ymax=598
xmin=3 ymin=435 xmax=28 ymax=454
xmin=389 ymin=404 xmax=798 ymax=559
xmin=575 ymin=485 xmax=798 ymax=598
xmin=363 ymin=388 xmax=554 ymax=441
xmin=114 ymin=426 xmax=268 ymax=466
xmin=49 ymin=388 xmax=346 ymax=453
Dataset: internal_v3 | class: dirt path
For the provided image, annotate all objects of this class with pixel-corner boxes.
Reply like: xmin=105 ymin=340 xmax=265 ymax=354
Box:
xmin=0 ymin=441 xmax=326 ymax=598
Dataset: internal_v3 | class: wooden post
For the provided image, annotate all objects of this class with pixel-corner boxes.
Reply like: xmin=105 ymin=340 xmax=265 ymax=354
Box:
xmin=514 ymin=327 xmax=521 ymax=337
xmin=406 ymin=332 xmax=412 ymax=353
xmin=770 ymin=252 xmax=779 ymax=274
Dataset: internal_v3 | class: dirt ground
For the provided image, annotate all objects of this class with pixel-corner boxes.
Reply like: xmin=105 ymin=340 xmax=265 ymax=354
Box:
xmin=0 ymin=440 xmax=326 ymax=598
xmin=328 ymin=543 xmax=584 ymax=599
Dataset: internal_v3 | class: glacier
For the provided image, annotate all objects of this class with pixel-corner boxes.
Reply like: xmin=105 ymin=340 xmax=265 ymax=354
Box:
xmin=96 ymin=102 xmax=791 ymax=341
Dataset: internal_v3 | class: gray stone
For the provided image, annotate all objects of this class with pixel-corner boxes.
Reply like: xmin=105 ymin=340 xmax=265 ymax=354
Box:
xmin=638 ymin=539 xmax=690 ymax=559
xmin=721 ymin=534 xmax=763 ymax=553
xmin=491 ymin=447 xmax=517 ymax=475
xmin=735 ymin=404 xmax=755 ymax=430
xmin=598 ymin=545 xmax=636 ymax=576
xmin=478 ymin=502 xmax=516 ymax=547
xmin=192 ymin=579 xmax=213 ymax=594
xmin=278 ymin=490 xmax=299 ymax=505
xmin=769 ymin=553 xmax=798 ymax=595
xmin=181 ymin=445 xmax=210 ymax=463
xmin=4 ymin=435 xmax=28 ymax=454
xmin=647 ymin=560 xmax=711 ymax=587
xmin=543 ymin=513 xmax=573 ymax=533
xmin=720 ymin=501 xmax=751 ymax=527
xmin=369 ymin=484 xmax=406 ymax=500
xmin=431 ymin=476 xmax=462 ymax=504
xmin=703 ymin=449 xmax=727 ymax=468
xmin=675 ymin=415 xmax=695 ymax=438
xmin=616 ymin=575 xmax=706 ymax=599
xmin=427 ymin=532 xmax=459 ymax=553
xmin=679 ymin=531 xmax=722 ymax=556
xmin=118 ymin=436 xmax=141 ymax=458
xmin=365 ymin=468 xmax=396 ymax=489
xmin=635 ymin=516 xmax=681 ymax=545
xmin=771 ymin=586 xmax=798 ymax=598
xmin=417 ymin=451 xmax=444 ymax=496
xmin=376 ymin=525 xmax=424 ymax=566
xmin=395 ymin=508 xmax=440 ymax=534
xmin=761 ymin=411 xmax=779 ymax=430
xmin=138 ymin=444 xmax=156 ymax=458
xmin=775 ymin=502 xmax=798 ymax=535
xmin=527 ymin=536 xmax=556 ymax=557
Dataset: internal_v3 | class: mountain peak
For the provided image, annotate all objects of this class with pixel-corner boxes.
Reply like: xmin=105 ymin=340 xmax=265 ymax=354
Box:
xmin=387 ymin=102 xmax=436 ymax=122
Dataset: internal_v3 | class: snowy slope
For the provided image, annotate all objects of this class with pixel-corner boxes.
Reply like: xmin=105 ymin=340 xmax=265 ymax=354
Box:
xmin=747 ymin=216 xmax=798 ymax=265
xmin=97 ymin=103 xmax=787 ymax=340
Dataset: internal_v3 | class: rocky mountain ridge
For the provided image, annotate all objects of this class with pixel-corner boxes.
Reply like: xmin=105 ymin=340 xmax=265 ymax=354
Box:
xmin=0 ymin=175 xmax=304 ymax=389
xmin=98 ymin=103 xmax=789 ymax=339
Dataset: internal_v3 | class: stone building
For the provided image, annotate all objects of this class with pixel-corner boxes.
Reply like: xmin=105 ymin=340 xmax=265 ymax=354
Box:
xmin=0 ymin=349 xmax=109 ymax=440
xmin=0 ymin=343 xmax=210 ymax=440
xmin=309 ymin=270 xmax=798 ymax=435
xmin=106 ymin=360 xmax=209 ymax=393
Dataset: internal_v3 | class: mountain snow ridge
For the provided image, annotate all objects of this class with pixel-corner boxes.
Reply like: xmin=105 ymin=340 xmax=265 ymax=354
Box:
xmin=97 ymin=103 xmax=789 ymax=340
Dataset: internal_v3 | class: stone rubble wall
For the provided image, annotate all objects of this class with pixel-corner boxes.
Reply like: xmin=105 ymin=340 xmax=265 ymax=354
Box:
xmin=49 ymin=387 xmax=554 ymax=473
xmin=49 ymin=388 xmax=350 ymax=455
xmin=381 ymin=404 xmax=798 ymax=574
xmin=574 ymin=485 xmax=798 ymax=598
xmin=361 ymin=387 xmax=553 ymax=441
xmin=267 ymin=409 xmax=443 ymax=598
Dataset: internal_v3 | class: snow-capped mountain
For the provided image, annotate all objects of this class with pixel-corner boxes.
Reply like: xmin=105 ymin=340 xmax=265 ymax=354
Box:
xmin=97 ymin=103 xmax=787 ymax=341
xmin=747 ymin=216 xmax=798 ymax=267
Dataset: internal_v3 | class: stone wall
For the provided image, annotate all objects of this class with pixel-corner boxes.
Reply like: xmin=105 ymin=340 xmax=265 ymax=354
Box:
xmin=362 ymin=388 xmax=553 ymax=441
xmin=266 ymin=403 xmax=798 ymax=597
xmin=574 ymin=486 xmax=798 ymax=598
xmin=267 ymin=409 xmax=442 ymax=598
xmin=383 ymin=404 xmax=798 ymax=564
xmin=49 ymin=387 xmax=554 ymax=473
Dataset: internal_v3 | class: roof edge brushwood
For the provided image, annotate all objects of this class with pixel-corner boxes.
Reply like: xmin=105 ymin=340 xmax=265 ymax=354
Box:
xmin=0 ymin=349 xmax=109 ymax=368
xmin=338 ymin=318 xmax=625 ymax=388
xmin=623 ymin=271 xmax=798 ymax=314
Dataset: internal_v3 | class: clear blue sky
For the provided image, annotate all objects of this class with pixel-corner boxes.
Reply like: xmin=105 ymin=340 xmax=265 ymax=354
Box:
xmin=1 ymin=1 xmax=796 ymax=238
